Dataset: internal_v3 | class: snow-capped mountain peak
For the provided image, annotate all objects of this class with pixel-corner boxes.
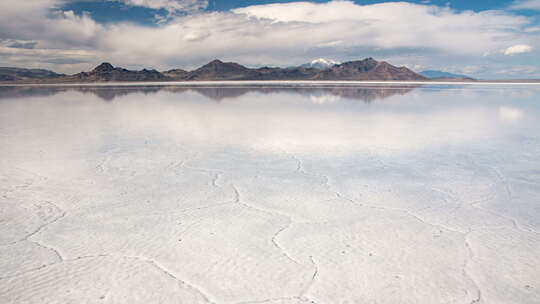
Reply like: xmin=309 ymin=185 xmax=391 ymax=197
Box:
xmin=301 ymin=58 xmax=340 ymax=70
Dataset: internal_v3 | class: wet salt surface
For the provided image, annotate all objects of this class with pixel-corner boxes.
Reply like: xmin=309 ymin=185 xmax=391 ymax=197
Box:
xmin=0 ymin=84 xmax=539 ymax=304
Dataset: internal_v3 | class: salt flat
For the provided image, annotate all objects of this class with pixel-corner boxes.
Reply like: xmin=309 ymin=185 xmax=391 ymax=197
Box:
xmin=0 ymin=84 xmax=539 ymax=304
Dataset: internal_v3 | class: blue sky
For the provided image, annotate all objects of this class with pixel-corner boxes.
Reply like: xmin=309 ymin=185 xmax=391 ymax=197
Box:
xmin=0 ymin=0 xmax=538 ymax=79
xmin=64 ymin=0 xmax=539 ymax=24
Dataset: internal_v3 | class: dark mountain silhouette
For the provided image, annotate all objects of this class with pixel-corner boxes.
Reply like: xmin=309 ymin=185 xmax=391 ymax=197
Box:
xmin=183 ymin=59 xmax=260 ymax=80
xmin=313 ymin=58 xmax=427 ymax=81
xmin=165 ymin=58 xmax=426 ymax=81
xmin=67 ymin=63 xmax=168 ymax=82
xmin=0 ymin=58 xmax=429 ymax=83
xmin=252 ymin=66 xmax=320 ymax=80
xmin=0 ymin=67 xmax=65 ymax=81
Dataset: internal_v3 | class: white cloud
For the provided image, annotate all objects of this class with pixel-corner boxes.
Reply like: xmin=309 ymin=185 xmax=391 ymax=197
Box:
xmin=118 ymin=0 xmax=208 ymax=14
xmin=316 ymin=40 xmax=343 ymax=48
xmin=503 ymin=44 xmax=534 ymax=55
xmin=0 ymin=1 xmax=102 ymax=48
xmin=510 ymin=0 xmax=540 ymax=10
xmin=462 ymin=65 xmax=484 ymax=74
xmin=99 ymin=1 xmax=534 ymax=67
xmin=231 ymin=1 xmax=531 ymax=55
xmin=524 ymin=26 xmax=540 ymax=32
xmin=494 ymin=65 xmax=538 ymax=75
xmin=0 ymin=0 xmax=538 ymax=77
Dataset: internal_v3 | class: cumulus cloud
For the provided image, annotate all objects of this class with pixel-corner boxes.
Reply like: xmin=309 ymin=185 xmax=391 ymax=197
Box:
xmin=100 ymin=1 xmax=534 ymax=66
xmin=524 ymin=26 xmax=540 ymax=32
xmin=118 ymin=0 xmax=208 ymax=15
xmin=1 ymin=39 xmax=37 ymax=49
xmin=0 ymin=0 xmax=538 ymax=77
xmin=0 ymin=1 xmax=101 ymax=48
xmin=510 ymin=0 xmax=540 ymax=10
xmin=0 ymin=45 xmax=94 ymax=68
xmin=504 ymin=44 xmax=534 ymax=55
xmin=0 ymin=0 xmax=102 ymax=71
xmin=232 ymin=1 xmax=531 ymax=56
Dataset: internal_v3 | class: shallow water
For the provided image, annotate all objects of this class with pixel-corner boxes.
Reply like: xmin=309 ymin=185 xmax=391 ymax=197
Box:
xmin=1 ymin=84 xmax=539 ymax=303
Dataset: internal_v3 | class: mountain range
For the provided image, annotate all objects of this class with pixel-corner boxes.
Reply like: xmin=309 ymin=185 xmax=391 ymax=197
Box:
xmin=0 ymin=58 xmax=430 ymax=83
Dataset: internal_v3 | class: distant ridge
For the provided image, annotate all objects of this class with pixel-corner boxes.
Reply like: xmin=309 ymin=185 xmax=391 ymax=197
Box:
xmin=313 ymin=58 xmax=426 ymax=81
xmin=183 ymin=59 xmax=259 ymax=81
xmin=0 ymin=67 xmax=65 ymax=82
xmin=68 ymin=62 xmax=168 ymax=82
xmin=420 ymin=70 xmax=475 ymax=80
xmin=1 ymin=58 xmax=430 ymax=83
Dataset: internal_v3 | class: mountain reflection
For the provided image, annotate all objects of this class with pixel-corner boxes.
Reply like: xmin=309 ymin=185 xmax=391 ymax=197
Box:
xmin=0 ymin=84 xmax=419 ymax=103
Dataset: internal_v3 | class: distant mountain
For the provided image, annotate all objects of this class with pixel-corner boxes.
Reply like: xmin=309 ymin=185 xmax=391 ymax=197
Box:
xmin=0 ymin=67 xmax=64 ymax=81
xmin=251 ymin=66 xmax=321 ymax=80
xmin=313 ymin=58 xmax=427 ymax=81
xmin=66 ymin=63 xmax=168 ymax=82
xmin=300 ymin=58 xmax=340 ymax=70
xmin=420 ymin=70 xmax=474 ymax=80
xmin=165 ymin=58 xmax=426 ymax=81
xmin=162 ymin=68 xmax=189 ymax=79
xmin=0 ymin=58 xmax=429 ymax=83
xmin=182 ymin=59 xmax=259 ymax=81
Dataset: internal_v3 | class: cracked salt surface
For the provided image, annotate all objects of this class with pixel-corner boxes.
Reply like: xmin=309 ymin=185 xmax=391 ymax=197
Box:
xmin=1 ymin=84 xmax=539 ymax=303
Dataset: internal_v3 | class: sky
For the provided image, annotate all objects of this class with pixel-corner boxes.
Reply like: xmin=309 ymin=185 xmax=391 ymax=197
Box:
xmin=0 ymin=0 xmax=538 ymax=79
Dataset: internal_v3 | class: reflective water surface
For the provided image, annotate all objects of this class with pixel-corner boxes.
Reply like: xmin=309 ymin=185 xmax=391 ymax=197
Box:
xmin=1 ymin=84 xmax=539 ymax=303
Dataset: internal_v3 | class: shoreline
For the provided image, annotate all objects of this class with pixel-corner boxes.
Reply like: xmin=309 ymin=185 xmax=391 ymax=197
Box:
xmin=1 ymin=80 xmax=540 ymax=87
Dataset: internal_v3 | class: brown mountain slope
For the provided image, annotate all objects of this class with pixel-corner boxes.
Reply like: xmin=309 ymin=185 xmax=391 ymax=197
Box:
xmin=66 ymin=63 xmax=169 ymax=82
xmin=312 ymin=58 xmax=427 ymax=81
xmin=183 ymin=59 xmax=260 ymax=80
